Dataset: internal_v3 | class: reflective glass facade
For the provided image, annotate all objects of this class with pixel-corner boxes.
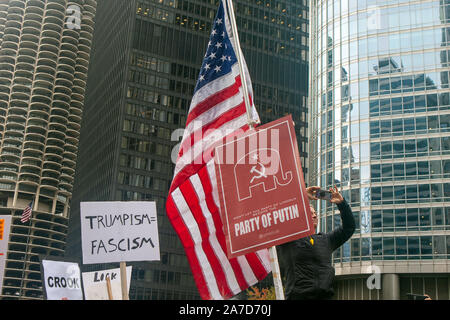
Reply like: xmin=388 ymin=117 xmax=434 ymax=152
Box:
xmin=309 ymin=0 xmax=450 ymax=296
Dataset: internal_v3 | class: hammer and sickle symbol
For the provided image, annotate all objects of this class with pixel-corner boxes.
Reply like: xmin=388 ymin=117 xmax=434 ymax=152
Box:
xmin=250 ymin=163 xmax=267 ymax=183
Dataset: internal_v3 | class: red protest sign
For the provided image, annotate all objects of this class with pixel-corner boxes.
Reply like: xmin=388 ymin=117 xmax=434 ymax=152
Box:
xmin=214 ymin=115 xmax=314 ymax=258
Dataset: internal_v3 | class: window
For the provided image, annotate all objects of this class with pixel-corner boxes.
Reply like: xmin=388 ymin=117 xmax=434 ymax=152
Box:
xmin=383 ymin=237 xmax=394 ymax=255
xmin=433 ymin=235 xmax=446 ymax=255
xmin=395 ymin=209 xmax=406 ymax=228
xmin=382 ymin=186 xmax=393 ymax=204
xmin=408 ymin=237 xmax=420 ymax=256
xmin=372 ymin=210 xmax=382 ymax=230
xmin=393 ymin=163 xmax=404 ymax=178
xmin=371 ymin=186 xmax=381 ymax=201
xmin=396 ymin=237 xmax=407 ymax=255
xmin=404 ymin=140 xmax=416 ymax=157
xmin=381 ymin=164 xmax=392 ymax=180
xmin=419 ymin=208 xmax=431 ymax=229
xmin=381 ymin=141 xmax=392 ymax=158
xmin=407 ymin=208 xmax=419 ymax=229
xmin=351 ymin=238 xmax=360 ymax=258
xmin=383 ymin=210 xmax=394 ymax=232
xmin=361 ymin=238 xmax=371 ymax=257
xmin=394 ymin=186 xmax=405 ymax=203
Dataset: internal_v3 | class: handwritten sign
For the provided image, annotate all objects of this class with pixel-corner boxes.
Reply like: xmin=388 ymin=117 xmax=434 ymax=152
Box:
xmin=80 ymin=201 xmax=160 ymax=264
xmin=41 ymin=258 xmax=83 ymax=300
xmin=82 ymin=266 xmax=132 ymax=300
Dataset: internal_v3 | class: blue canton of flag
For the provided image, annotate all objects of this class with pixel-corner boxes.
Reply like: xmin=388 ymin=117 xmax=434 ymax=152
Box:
xmin=194 ymin=3 xmax=237 ymax=92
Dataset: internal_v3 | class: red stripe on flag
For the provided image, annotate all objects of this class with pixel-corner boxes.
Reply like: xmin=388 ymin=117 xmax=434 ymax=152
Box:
xmin=178 ymin=101 xmax=246 ymax=158
xmin=197 ymin=166 xmax=250 ymax=291
xmin=169 ymin=123 xmax=250 ymax=194
xmin=186 ymin=75 xmax=242 ymax=127
xmin=243 ymin=252 xmax=268 ymax=281
xmin=166 ymin=195 xmax=212 ymax=300
xmin=180 ymin=180 xmax=234 ymax=299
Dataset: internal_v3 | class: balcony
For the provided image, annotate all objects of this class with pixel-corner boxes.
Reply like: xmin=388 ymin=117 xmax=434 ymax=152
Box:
xmin=21 ymin=158 xmax=42 ymax=169
xmin=18 ymin=173 xmax=39 ymax=184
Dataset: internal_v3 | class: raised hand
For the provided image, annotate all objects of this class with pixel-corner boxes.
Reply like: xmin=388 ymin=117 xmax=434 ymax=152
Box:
xmin=306 ymin=186 xmax=321 ymax=201
xmin=329 ymin=185 xmax=344 ymax=204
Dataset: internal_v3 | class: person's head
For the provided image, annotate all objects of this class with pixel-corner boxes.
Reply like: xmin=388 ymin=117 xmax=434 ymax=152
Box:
xmin=310 ymin=205 xmax=318 ymax=230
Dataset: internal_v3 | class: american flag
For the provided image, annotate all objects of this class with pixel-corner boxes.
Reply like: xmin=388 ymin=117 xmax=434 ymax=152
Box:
xmin=166 ymin=0 xmax=270 ymax=300
xmin=21 ymin=201 xmax=33 ymax=224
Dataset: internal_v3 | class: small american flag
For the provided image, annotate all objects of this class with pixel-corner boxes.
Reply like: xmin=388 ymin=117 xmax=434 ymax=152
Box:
xmin=21 ymin=201 xmax=33 ymax=224
xmin=166 ymin=0 xmax=270 ymax=300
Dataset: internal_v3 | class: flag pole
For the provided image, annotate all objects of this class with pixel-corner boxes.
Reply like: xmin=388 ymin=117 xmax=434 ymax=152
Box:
xmin=224 ymin=0 xmax=284 ymax=300
xmin=224 ymin=0 xmax=256 ymax=129
xmin=268 ymin=247 xmax=285 ymax=300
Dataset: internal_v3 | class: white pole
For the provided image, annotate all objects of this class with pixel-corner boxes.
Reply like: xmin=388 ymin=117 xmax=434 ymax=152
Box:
xmin=224 ymin=0 xmax=256 ymax=129
xmin=120 ymin=261 xmax=129 ymax=300
xmin=269 ymin=246 xmax=285 ymax=300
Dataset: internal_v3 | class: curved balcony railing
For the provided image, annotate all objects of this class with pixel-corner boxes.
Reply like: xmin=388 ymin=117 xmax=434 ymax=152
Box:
xmin=25 ymin=125 xmax=47 ymax=137
xmin=4 ymin=25 xmax=21 ymax=36
xmin=55 ymin=70 xmax=74 ymax=82
xmin=2 ymin=32 xmax=19 ymax=43
xmin=18 ymin=173 xmax=40 ymax=184
xmin=18 ymin=38 xmax=39 ymax=52
xmin=46 ymin=138 xmax=65 ymax=151
xmin=22 ymin=11 xmax=42 ymax=24
xmin=0 ymin=172 xmax=18 ymax=182
xmin=22 ymin=146 xmax=44 ymax=159
xmin=29 ymin=101 xmax=50 ymax=114
xmin=59 ymin=48 xmax=77 ymax=60
xmin=31 ymin=87 xmax=52 ymax=99
xmin=58 ymin=56 xmax=76 ymax=69
xmin=19 ymin=165 xmax=40 ymax=177
xmin=40 ymin=177 xmax=59 ymax=189
xmin=6 ymin=115 xmax=26 ymax=127
xmin=0 ymin=84 xmax=10 ymax=96
xmin=20 ymin=159 xmax=41 ymax=171
xmin=0 ymin=154 xmax=20 ymax=165
xmin=46 ymin=129 xmax=65 ymax=141
xmin=21 ymin=22 xmax=41 ymax=35
xmin=42 ymin=160 xmax=61 ymax=172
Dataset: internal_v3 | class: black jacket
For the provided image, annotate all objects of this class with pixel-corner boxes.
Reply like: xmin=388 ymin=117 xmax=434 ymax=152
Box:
xmin=277 ymin=200 xmax=355 ymax=300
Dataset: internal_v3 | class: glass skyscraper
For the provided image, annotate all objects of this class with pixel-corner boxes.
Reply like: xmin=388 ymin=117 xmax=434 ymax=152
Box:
xmin=66 ymin=0 xmax=309 ymax=300
xmin=309 ymin=0 xmax=450 ymax=299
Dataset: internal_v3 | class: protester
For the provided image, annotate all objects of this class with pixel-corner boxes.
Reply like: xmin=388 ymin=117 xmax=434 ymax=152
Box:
xmin=277 ymin=185 xmax=355 ymax=300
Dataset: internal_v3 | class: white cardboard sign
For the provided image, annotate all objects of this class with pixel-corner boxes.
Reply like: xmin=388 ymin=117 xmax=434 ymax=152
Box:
xmin=80 ymin=201 xmax=160 ymax=264
xmin=41 ymin=259 xmax=83 ymax=300
xmin=82 ymin=266 xmax=132 ymax=300
xmin=0 ymin=215 xmax=12 ymax=294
